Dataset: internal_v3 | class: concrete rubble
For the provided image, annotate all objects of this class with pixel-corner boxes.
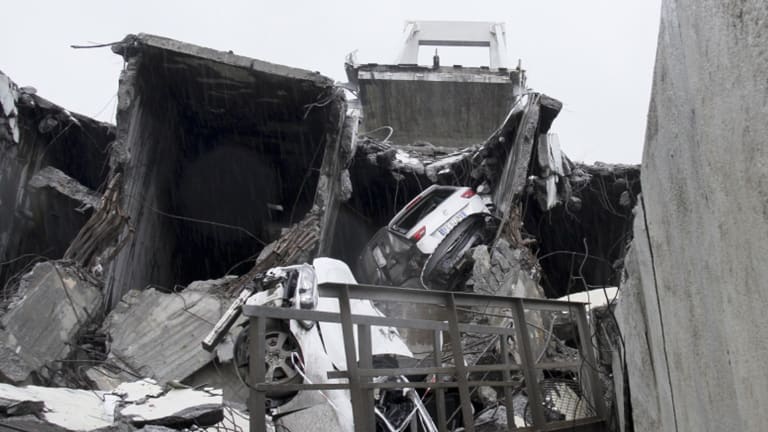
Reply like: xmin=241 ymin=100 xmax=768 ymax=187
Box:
xmin=0 ymin=261 xmax=102 ymax=384
xmin=0 ymin=378 xmax=225 ymax=431
xmin=92 ymin=277 xmax=237 ymax=385
xmin=0 ymin=23 xmax=648 ymax=432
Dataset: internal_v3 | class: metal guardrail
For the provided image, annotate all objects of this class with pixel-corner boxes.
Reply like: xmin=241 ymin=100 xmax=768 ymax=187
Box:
xmin=242 ymin=283 xmax=606 ymax=432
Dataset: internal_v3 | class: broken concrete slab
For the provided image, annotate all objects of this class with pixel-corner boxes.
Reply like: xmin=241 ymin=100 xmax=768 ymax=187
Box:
xmin=0 ymin=71 xmax=114 ymax=292
xmin=112 ymin=379 xmax=164 ymax=403
xmin=118 ymin=387 xmax=223 ymax=428
xmin=135 ymin=426 xmax=177 ymax=432
xmin=85 ymin=366 xmax=127 ymax=391
xmin=0 ymin=261 xmax=102 ymax=383
xmin=466 ymin=239 xmax=545 ymax=323
xmin=492 ymin=94 xmax=543 ymax=218
xmin=462 ymin=239 xmax=547 ymax=365
xmin=203 ymin=406 xmax=255 ymax=432
xmin=0 ymin=383 xmax=115 ymax=430
xmin=614 ymin=201 xmax=673 ymax=431
xmin=182 ymin=360 xmax=248 ymax=407
xmin=100 ymin=277 xmax=236 ymax=384
xmin=275 ymin=403 xmax=346 ymax=432
xmin=0 ymin=379 xmax=223 ymax=431
xmin=28 ymin=166 xmax=101 ymax=210
xmin=0 ymin=416 xmax=74 ymax=432
xmin=105 ymin=33 xmax=346 ymax=310
xmin=348 ymin=62 xmax=522 ymax=148
xmin=0 ymin=396 xmax=44 ymax=417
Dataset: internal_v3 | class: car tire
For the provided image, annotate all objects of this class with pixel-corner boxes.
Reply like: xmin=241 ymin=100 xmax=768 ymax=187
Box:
xmin=234 ymin=319 xmax=303 ymax=399
xmin=422 ymin=214 xmax=491 ymax=290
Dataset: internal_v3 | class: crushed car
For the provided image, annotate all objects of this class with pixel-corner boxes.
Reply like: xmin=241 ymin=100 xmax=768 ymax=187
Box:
xmin=203 ymin=258 xmax=414 ymax=431
xmin=357 ymin=184 xmax=498 ymax=290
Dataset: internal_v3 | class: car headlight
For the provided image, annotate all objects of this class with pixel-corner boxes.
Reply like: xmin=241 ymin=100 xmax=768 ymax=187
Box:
xmin=372 ymin=245 xmax=387 ymax=268
xmin=295 ymin=264 xmax=318 ymax=310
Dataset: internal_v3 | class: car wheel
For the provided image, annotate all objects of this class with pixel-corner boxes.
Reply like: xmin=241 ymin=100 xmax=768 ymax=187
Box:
xmin=422 ymin=214 xmax=491 ymax=290
xmin=234 ymin=320 xmax=303 ymax=399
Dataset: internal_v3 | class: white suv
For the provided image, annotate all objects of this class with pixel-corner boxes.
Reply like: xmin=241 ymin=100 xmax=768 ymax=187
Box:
xmin=389 ymin=185 xmax=491 ymax=254
xmin=358 ymin=185 xmax=496 ymax=289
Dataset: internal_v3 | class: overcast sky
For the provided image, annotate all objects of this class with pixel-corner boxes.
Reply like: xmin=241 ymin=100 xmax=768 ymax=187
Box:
xmin=1 ymin=1 xmax=660 ymax=163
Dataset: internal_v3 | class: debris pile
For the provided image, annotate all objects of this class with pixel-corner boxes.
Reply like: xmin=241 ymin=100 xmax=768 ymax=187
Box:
xmin=0 ymin=378 xmax=227 ymax=431
xmin=0 ymin=261 xmax=101 ymax=384
xmin=0 ymin=25 xmax=639 ymax=432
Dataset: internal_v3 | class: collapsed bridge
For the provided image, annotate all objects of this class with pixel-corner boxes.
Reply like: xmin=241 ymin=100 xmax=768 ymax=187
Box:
xmin=0 ymin=26 xmax=639 ymax=432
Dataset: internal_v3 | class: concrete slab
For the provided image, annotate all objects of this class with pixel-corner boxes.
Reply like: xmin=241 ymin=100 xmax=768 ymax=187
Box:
xmin=29 ymin=166 xmax=101 ymax=210
xmin=118 ymin=387 xmax=223 ymax=428
xmin=0 ymin=383 xmax=115 ymax=430
xmin=101 ymin=278 xmax=235 ymax=383
xmin=352 ymin=64 xmax=519 ymax=147
xmin=275 ymin=403 xmax=345 ymax=432
xmin=0 ymin=262 xmax=102 ymax=383
xmin=105 ymin=33 xmax=346 ymax=309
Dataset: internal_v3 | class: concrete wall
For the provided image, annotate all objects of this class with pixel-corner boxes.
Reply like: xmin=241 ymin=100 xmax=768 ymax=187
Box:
xmin=621 ymin=1 xmax=768 ymax=431
xmin=105 ymin=34 xmax=345 ymax=308
xmin=357 ymin=69 xmax=517 ymax=147
xmin=0 ymin=72 xmax=113 ymax=290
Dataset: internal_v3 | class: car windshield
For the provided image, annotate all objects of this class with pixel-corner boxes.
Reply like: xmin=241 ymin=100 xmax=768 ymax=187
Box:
xmin=391 ymin=188 xmax=456 ymax=234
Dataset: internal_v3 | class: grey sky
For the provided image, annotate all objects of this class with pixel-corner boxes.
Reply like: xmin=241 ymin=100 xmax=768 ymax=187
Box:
xmin=2 ymin=1 xmax=660 ymax=163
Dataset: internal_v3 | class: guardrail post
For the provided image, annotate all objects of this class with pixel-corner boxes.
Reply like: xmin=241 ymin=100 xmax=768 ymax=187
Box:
xmin=499 ymin=333 xmax=518 ymax=429
xmin=512 ymin=299 xmax=546 ymax=427
xmin=241 ymin=283 xmax=606 ymax=431
xmin=358 ymin=324 xmax=376 ymax=432
xmin=447 ymin=293 xmax=475 ymax=432
xmin=248 ymin=315 xmax=267 ymax=432
xmin=574 ymin=305 xmax=607 ymax=419
xmin=433 ymin=329 xmax=448 ymax=432
xmin=339 ymin=285 xmax=368 ymax=432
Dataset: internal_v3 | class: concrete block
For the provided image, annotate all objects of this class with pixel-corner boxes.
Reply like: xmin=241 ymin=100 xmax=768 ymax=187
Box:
xmin=118 ymin=387 xmax=223 ymax=429
xmin=101 ymin=278 xmax=234 ymax=383
xmin=275 ymin=403 xmax=345 ymax=432
xmin=0 ymin=262 xmax=102 ymax=383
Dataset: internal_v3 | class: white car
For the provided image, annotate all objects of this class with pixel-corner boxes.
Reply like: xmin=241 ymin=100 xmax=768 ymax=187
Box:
xmin=226 ymin=258 xmax=412 ymax=432
xmin=358 ymin=185 xmax=496 ymax=289
xmin=388 ymin=185 xmax=492 ymax=254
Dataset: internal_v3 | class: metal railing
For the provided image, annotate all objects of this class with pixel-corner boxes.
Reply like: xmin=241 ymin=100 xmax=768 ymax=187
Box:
xmin=242 ymin=283 xmax=606 ymax=432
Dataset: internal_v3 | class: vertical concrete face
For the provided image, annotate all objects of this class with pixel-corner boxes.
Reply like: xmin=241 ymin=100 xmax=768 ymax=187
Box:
xmin=630 ymin=1 xmax=768 ymax=431
xmin=352 ymin=65 xmax=520 ymax=147
xmin=105 ymin=34 xmax=345 ymax=308
xmin=0 ymin=72 xmax=114 ymax=290
xmin=616 ymin=203 xmax=675 ymax=431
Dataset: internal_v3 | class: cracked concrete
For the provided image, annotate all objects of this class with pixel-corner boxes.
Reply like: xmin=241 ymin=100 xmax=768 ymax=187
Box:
xmin=617 ymin=1 xmax=768 ymax=430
